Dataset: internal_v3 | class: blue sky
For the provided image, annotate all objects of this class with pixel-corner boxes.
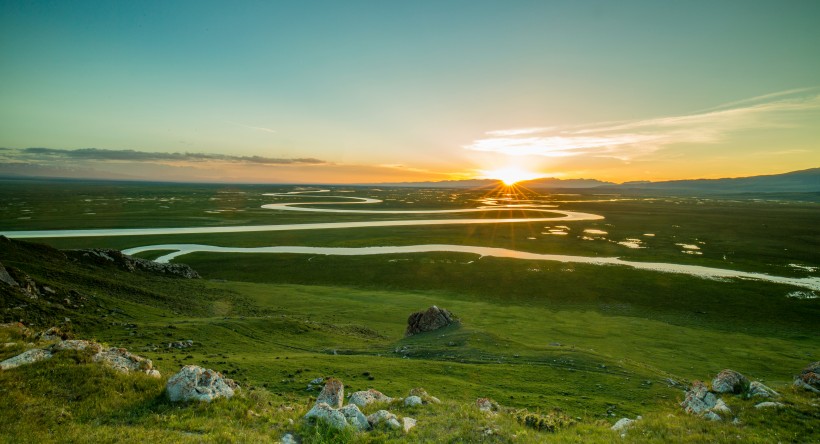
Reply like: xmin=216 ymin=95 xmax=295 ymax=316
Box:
xmin=1 ymin=1 xmax=819 ymax=183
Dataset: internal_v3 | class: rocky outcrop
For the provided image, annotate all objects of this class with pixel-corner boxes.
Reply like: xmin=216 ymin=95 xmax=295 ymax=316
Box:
xmin=0 ymin=338 xmax=159 ymax=377
xmin=66 ymin=248 xmax=200 ymax=279
xmin=611 ymin=417 xmax=640 ymax=433
xmin=305 ymin=402 xmax=348 ymax=430
xmin=166 ymin=365 xmax=238 ymax=402
xmin=794 ymin=361 xmax=820 ymax=394
xmin=476 ymin=397 xmax=501 ymax=413
xmin=316 ymin=378 xmax=344 ymax=409
xmin=340 ymin=404 xmax=370 ymax=431
xmin=0 ymin=262 xmax=18 ymax=287
xmin=405 ymin=306 xmax=457 ymax=336
xmin=304 ymin=379 xmax=416 ymax=433
xmin=681 ymin=381 xmax=731 ymax=420
xmin=712 ymin=369 xmax=749 ymax=394
xmin=747 ymin=381 xmax=779 ymax=398
xmin=409 ymin=387 xmax=441 ymax=404
xmin=367 ymin=410 xmax=401 ymax=429
xmin=755 ymin=401 xmax=785 ymax=409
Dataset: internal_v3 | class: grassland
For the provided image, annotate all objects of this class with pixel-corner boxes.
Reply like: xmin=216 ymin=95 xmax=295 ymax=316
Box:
xmin=0 ymin=179 xmax=818 ymax=442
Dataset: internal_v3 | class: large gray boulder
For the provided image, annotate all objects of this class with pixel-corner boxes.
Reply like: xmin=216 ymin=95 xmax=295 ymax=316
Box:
xmin=712 ymin=369 xmax=749 ymax=394
xmin=166 ymin=365 xmax=237 ymax=402
xmin=367 ymin=410 xmax=401 ymax=429
xmin=405 ymin=306 xmax=457 ymax=336
xmin=681 ymin=381 xmax=719 ymax=415
xmin=747 ymin=381 xmax=779 ymax=398
xmin=340 ymin=404 xmax=370 ymax=431
xmin=305 ymin=402 xmax=348 ymax=430
xmin=349 ymin=388 xmax=393 ymax=407
xmin=0 ymin=348 xmax=52 ymax=370
xmin=794 ymin=361 xmax=820 ymax=394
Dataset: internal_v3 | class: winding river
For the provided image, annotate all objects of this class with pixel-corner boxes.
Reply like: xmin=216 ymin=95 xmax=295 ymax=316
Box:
xmin=4 ymin=191 xmax=819 ymax=291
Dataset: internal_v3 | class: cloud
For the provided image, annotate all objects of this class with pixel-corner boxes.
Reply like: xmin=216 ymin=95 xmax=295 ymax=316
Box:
xmin=228 ymin=122 xmax=277 ymax=134
xmin=17 ymin=147 xmax=325 ymax=165
xmin=465 ymin=90 xmax=820 ymax=160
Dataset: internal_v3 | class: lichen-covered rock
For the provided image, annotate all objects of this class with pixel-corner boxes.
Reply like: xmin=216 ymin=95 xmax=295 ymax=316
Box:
xmin=402 ymin=417 xmax=417 ymax=433
xmin=349 ymin=388 xmax=393 ymax=407
xmin=681 ymin=381 xmax=718 ymax=415
xmin=166 ymin=365 xmax=237 ymax=402
xmin=340 ymin=404 xmax=370 ymax=431
xmin=476 ymin=397 xmax=500 ymax=413
xmin=316 ymin=378 xmax=344 ymax=409
xmin=754 ymin=401 xmax=785 ymax=409
xmin=305 ymin=402 xmax=348 ymax=430
xmin=0 ymin=348 xmax=52 ymax=370
xmin=747 ymin=381 xmax=780 ymax=398
xmin=611 ymin=417 xmax=636 ymax=432
xmin=712 ymin=369 xmax=749 ymax=394
xmin=404 ymin=396 xmax=423 ymax=407
xmin=794 ymin=361 xmax=820 ymax=394
xmin=409 ymin=387 xmax=441 ymax=404
xmin=367 ymin=410 xmax=400 ymax=429
xmin=94 ymin=347 xmax=156 ymax=375
xmin=51 ymin=339 xmax=103 ymax=354
xmin=711 ymin=398 xmax=732 ymax=415
xmin=405 ymin=306 xmax=458 ymax=336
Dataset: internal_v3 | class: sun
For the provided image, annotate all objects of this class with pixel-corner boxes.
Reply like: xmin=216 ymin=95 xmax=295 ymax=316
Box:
xmin=483 ymin=166 xmax=540 ymax=186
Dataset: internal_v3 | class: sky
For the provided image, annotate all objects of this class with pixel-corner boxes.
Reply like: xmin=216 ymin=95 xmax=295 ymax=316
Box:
xmin=1 ymin=0 xmax=819 ymax=184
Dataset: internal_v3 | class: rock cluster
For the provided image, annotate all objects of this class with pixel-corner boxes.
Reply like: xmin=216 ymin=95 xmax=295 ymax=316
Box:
xmin=166 ymin=365 xmax=238 ymax=402
xmin=793 ymin=361 xmax=820 ymax=394
xmin=303 ymin=378 xmax=422 ymax=434
xmin=65 ymin=248 xmax=200 ymax=279
xmin=0 ymin=338 xmax=160 ymax=377
xmin=711 ymin=369 xmax=749 ymax=394
xmin=681 ymin=369 xmax=782 ymax=421
xmin=405 ymin=305 xmax=458 ymax=336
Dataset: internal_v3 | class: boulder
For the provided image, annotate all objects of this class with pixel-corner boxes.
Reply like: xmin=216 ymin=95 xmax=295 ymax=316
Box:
xmin=402 ymin=417 xmax=417 ymax=433
xmin=94 ymin=347 xmax=157 ymax=376
xmin=611 ymin=417 xmax=636 ymax=432
xmin=166 ymin=365 xmax=237 ymax=402
xmin=349 ymin=388 xmax=393 ymax=408
xmin=747 ymin=381 xmax=779 ymax=398
xmin=52 ymin=339 xmax=103 ymax=354
xmin=37 ymin=327 xmax=69 ymax=341
xmin=754 ymin=402 xmax=785 ymax=409
xmin=0 ymin=348 xmax=52 ymax=370
xmin=681 ymin=381 xmax=718 ymax=415
xmin=405 ymin=306 xmax=458 ymax=336
xmin=0 ymin=262 xmax=18 ymax=287
xmin=711 ymin=398 xmax=732 ymax=415
xmin=316 ymin=378 xmax=344 ymax=409
xmin=476 ymin=397 xmax=500 ymax=413
xmin=367 ymin=410 xmax=400 ymax=429
xmin=794 ymin=361 xmax=820 ymax=394
xmin=280 ymin=433 xmax=297 ymax=444
xmin=340 ymin=404 xmax=370 ymax=431
xmin=409 ymin=387 xmax=441 ymax=404
xmin=305 ymin=402 xmax=348 ymax=430
xmin=711 ymin=369 xmax=749 ymax=394
xmin=404 ymin=396 xmax=423 ymax=407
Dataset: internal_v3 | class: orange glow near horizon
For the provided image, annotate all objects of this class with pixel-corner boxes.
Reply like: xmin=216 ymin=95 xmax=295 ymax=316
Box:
xmin=481 ymin=166 xmax=541 ymax=186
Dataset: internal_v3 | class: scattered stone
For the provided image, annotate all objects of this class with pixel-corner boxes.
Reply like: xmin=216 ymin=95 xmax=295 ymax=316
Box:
xmin=305 ymin=402 xmax=348 ymax=430
xmin=712 ymin=369 xmax=749 ymax=394
xmin=476 ymin=397 xmax=500 ymax=413
xmin=404 ymin=396 xmax=423 ymax=407
xmin=167 ymin=340 xmax=194 ymax=349
xmin=681 ymin=381 xmax=718 ymax=415
xmin=405 ymin=306 xmax=458 ymax=336
xmin=340 ymin=404 xmax=370 ymax=431
xmin=611 ymin=417 xmax=636 ymax=432
xmin=0 ymin=348 xmax=52 ymax=370
xmin=409 ymin=387 xmax=441 ymax=404
xmin=402 ymin=417 xmax=417 ymax=433
xmin=280 ymin=433 xmax=297 ymax=444
xmin=747 ymin=381 xmax=780 ymax=398
xmin=367 ymin=410 xmax=400 ymax=429
xmin=794 ymin=361 xmax=820 ymax=394
xmin=349 ymin=388 xmax=393 ymax=407
xmin=316 ymin=378 xmax=344 ymax=409
xmin=754 ymin=402 xmax=785 ymax=409
xmin=310 ymin=377 xmax=324 ymax=384
xmin=166 ymin=365 xmax=237 ymax=402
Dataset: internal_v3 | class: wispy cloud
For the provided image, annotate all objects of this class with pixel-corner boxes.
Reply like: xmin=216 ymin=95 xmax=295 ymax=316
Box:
xmin=15 ymin=147 xmax=325 ymax=165
xmin=229 ymin=122 xmax=277 ymax=134
xmin=465 ymin=90 xmax=820 ymax=160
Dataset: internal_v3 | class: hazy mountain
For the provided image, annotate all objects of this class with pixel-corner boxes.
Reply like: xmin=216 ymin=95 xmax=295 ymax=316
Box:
xmin=608 ymin=168 xmax=820 ymax=193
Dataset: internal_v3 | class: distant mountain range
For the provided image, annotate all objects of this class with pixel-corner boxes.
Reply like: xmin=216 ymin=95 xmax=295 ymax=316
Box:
xmin=379 ymin=168 xmax=820 ymax=193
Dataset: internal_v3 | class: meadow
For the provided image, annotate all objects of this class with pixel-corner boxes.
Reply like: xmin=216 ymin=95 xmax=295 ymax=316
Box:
xmin=0 ymin=179 xmax=818 ymax=442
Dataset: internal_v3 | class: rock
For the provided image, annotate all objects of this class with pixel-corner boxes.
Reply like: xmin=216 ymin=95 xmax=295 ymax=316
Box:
xmin=703 ymin=411 xmax=722 ymax=421
xmin=611 ymin=417 xmax=636 ymax=432
xmin=66 ymin=248 xmax=200 ymax=279
xmin=794 ymin=361 xmax=820 ymax=393
xmin=37 ymin=327 xmax=69 ymax=341
xmin=476 ymin=397 xmax=500 ymax=413
xmin=367 ymin=410 xmax=400 ymax=429
xmin=405 ymin=305 xmax=458 ymax=336
xmin=681 ymin=381 xmax=718 ymax=415
xmin=747 ymin=381 xmax=780 ymax=398
xmin=94 ymin=347 xmax=157 ymax=375
xmin=316 ymin=378 xmax=344 ymax=409
xmin=310 ymin=377 xmax=324 ymax=385
xmin=305 ymin=402 xmax=348 ymax=430
xmin=711 ymin=398 xmax=732 ymax=415
xmin=0 ymin=348 xmax=52 ymax=370
xmin=51 ymin=339 xmax=102 ymax=353
xmin=166 ymin=365 xmax=237 ymax=402
xmin=0 ymin=262 xmax=18 ymax=287
xmin=404 ymin=396 xmax=423 ymax=407
xmin=349 ymin=389 xmax=393 ymax=407
xmin=409 ymin=387 xmax=441 ymax=404
xmin=402 ymin=417 xmax=417 ymax=433
xmin=754 ymin=402 xmax=785 ymax=409
xmin=712 ymin=369 xmax=749 ymax=394
xmin=340 ymin=404 xmax=370 ymax=431
xmin=280 ymin=433 xmax=297 ymax=444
